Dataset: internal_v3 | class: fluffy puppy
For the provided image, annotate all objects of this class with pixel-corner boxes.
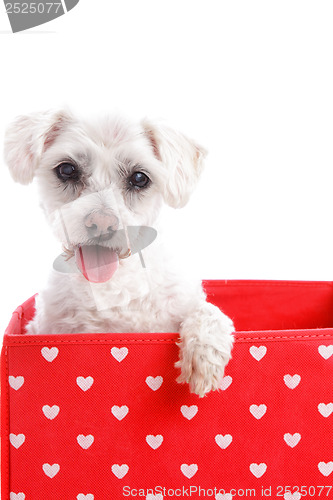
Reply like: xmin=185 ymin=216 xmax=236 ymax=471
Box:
xmin=4 ymin=110 xmax=234 ymax=397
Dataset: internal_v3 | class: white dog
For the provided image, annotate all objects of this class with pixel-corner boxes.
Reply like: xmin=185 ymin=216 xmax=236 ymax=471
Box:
xmin=4 ymin=110 xmax=234 ymax=397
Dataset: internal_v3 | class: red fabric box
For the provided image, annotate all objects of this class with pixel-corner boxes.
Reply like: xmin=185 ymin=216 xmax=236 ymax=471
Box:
xmin=1 ymin=280 xmax=333 ymax=500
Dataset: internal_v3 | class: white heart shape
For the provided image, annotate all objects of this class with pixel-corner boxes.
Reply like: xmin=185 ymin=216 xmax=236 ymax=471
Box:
xmin=146 ymin=495 xmax=163 ymax=500
xmin=9 ymin=434 xmax=25 ymax=449
xmin=249 ymin=345 xmax=267 ymax=361
xmin=283 ymin=374 xmax=301 ymax=389
xmin=42 ymin=463 xmax=60 ymax=478
xmin=77 ymin=434 xmax=94 ymax=449
xmin=249 ymin=463 xmax=267 ymax=478
xmin=146 ymin=435 xmax=163 ymax=449
xmin=318 ymin=461 xmax=333 ymax=476
xmin=42 ymin=405 xmax=60 ymax=420
xmin=8 ymin=376 xmax=24 ymax=390
xmin=284 ymin=493 xmax=302 ymax=500
xmin=220 ymin=375 xmax=233 ymax=390
xmin=180 ymin=405 xmax=198 ymax=420
xmin=215 ymin=434 xmax=232 ymax=449
xmin=112 ymin=464 xmax=129 ymax=479
xmin=146 ymin=376 xmax=163 ymax=391
xmin=76 ymin=376 xmax=94 ymax=391
xmin=318 ymin=345 xmax=333 ymax=359
xmin=111 ymin=347 xmax=128 ymax=362
xmin=111 ymin=405 xmax=129 ymax=421
xmin=10 ymin=494 xmax=25 ymax=500
xmin=215 ymin=494 xmax=233 ymax=500
xmin=41 ymin=347 xmax=59 ymax=362
xmin=249 ymin=404 xmax=267 ymax=419
xmin=283 ymin=433 xmax=301 ymax=448
xmin=318 ymin=402 xmax=333 ymax=417
xmin=77 ymin=495 xmax=94 ymax=500
xmin=180 ymin=463 xmax=198 ymax=478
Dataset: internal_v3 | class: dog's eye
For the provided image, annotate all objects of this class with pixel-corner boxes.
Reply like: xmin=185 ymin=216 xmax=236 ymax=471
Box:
xmin=55 ymin=162 xmax=80 ymax=182
xmin=128 ymin=171 xmax=150 ymax=189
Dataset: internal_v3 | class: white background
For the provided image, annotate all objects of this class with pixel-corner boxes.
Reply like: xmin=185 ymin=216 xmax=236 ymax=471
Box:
xmin=0 ymin=1 xmax=333 ymax=334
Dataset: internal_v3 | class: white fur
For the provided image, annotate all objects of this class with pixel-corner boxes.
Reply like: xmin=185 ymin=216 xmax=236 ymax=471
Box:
xmin=4 ymin=110 xmax=234 ymax=397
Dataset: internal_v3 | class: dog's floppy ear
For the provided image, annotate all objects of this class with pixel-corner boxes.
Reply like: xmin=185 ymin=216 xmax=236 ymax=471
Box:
xmin=4 ymin=109 xmax=73 ymax=185
xmin=142 ymin=119 xmax=207 ymax=208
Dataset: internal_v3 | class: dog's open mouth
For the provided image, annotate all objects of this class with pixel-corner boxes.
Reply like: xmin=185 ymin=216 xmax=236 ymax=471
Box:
xmin=70 ymin=226 xmax=157 ymax=283
xmin=74 ymin=245 xmax=119 ymax=283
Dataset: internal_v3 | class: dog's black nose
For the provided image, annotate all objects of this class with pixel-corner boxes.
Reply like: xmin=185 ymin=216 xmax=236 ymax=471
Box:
xmin=84 ymin=211 xmax=119 ymax=239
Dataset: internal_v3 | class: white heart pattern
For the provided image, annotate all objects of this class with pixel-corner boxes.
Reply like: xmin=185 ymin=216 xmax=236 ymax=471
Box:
xmin=283 ymin=374 xmax=301 ymax=389
xmin=77 ymin=434 xmax=94 ymax=449
xmin=77 ymin=495 xmax=94 ymax=500
xmin=9 ymin=433 xmax=25 ymax=449
xmin=318 ymin=402 xmax=333 ymax=417
xmin=284 ymin=493 xmax=302 ymax=500
xmin=112 ymin=464 xmax=129 ymax=479
xmin=76 ymin=376 xmax=94 ymax=391
xmin=146 ymin=494 xmax=164 ymax=500
xmin=249 ymin=463 xmax=267 ymax=478
xmin=145 ymin=376 xmax=163 ymax=391
xmin=180 ymin=463 xmax=198 ymax=478
xmin=10 ymin=494 xmax=25 ymax=500
xmin=41 ymin=347 xmax=59 ymax=362
xmin=220 ymin=375 xmax=233 ymax=390
xmin=7 ymin=320 xmax=332 ymax=492
xmin=42 ymin=463 xmax=60 ymax=478
xmin=318 ymin=461 xmax=333 ymax=476
xmin=249 ymin=345 xmax=267 ymax=361
xmin=215 ymin=495 xmax=233 ymax=500
xmin=146 ymin=435 xmax=163 ymax=449
xmin=284 ymin=433 xmax=301 ymax=448
xmin=111 ymin=347 xmax=128 ymax=362
xmin=215 ymin=434 xmax=233 ymax=449
xmin=8 ymin=376 xmax=24 ymax=390
xmin=318 ymin=345 xmax=333 ymax=359
xmin=111 ymin=405 xmax=129 ymax=421
xmin=42 ymin=405 xmax=60 ymax=420
xmin=180 ymin=405 xmax=198 ymax=420
xmin=249 ymin=404 xmax=267 ymax=419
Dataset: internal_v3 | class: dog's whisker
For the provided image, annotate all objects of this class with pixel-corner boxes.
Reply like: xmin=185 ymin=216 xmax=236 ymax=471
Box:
xmin=62 ymin=246 xmax=74 ymax=260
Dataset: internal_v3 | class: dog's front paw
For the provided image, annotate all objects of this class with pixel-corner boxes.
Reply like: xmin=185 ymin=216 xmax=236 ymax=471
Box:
xmin=175 ymin=344 xmax=230 ymax=397
xmin=175 ymin=302 xmax=234 ymax=397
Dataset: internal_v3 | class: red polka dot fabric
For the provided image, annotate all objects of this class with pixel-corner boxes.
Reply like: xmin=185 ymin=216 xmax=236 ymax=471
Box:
xmin=2 ymin=281 xmax=333 ymax=500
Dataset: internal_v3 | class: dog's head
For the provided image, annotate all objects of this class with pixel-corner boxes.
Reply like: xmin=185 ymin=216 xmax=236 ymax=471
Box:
xmin=4 ymin=110 xmax=206 ymax=282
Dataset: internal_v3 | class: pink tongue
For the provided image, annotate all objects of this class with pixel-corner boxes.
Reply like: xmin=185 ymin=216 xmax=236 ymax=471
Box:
xmin=74 ymin=245 xmax=119 ymax=283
